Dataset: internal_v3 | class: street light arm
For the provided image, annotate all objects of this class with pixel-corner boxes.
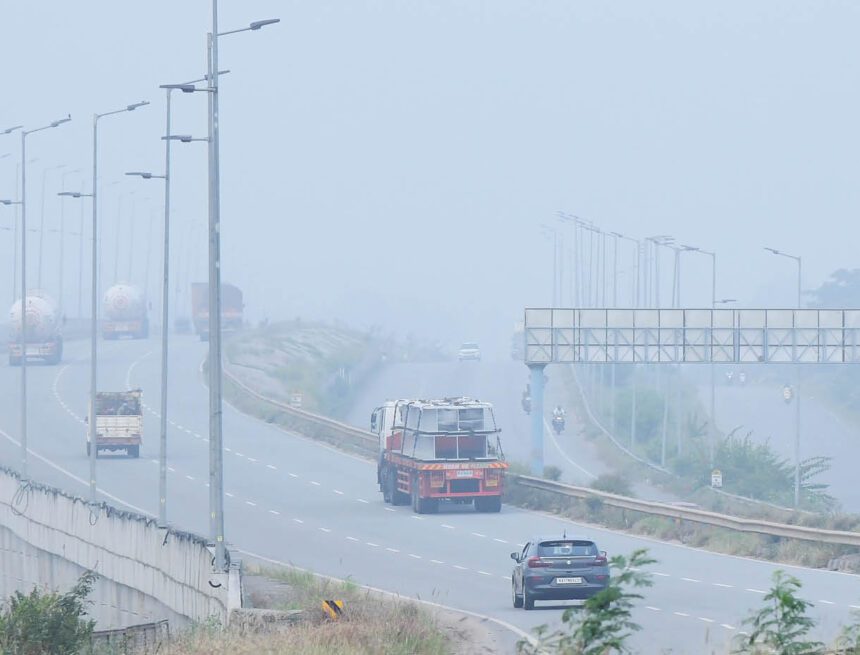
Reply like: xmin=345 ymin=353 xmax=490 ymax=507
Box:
xmin=217 ymin=17 xmax=280 ymax=37
xmin=2 ymin=125 xmax=24 ymax=135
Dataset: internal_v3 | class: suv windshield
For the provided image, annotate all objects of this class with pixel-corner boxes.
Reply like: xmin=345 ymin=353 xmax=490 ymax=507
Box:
xmin=538 ymin=540 xmax=598 ymax=557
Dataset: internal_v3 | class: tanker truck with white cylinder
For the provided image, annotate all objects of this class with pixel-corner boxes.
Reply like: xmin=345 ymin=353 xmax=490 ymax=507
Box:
xmin=102 ymin=283 xmax=149 ymax=339
xmin=8 ymin=291 xmax=63 ymax=365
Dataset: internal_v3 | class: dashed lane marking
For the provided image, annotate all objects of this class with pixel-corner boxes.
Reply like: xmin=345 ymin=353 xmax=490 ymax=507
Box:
xmin=266 ymin=464 xmax=277 ymax=470
xmin=713 ymin=583 xmax=733 ymax=588
xmin=366 ymin=542 xmax=380 ymax=548
xmin=384 ymin=507 xmax=395 ymax=513
xmin=721 ymin=624 xmax=736 ymax=631
xmin=319 ymin=528 xmax=331 ymax=533
xmin=333 ymin=490 xmax=344 ymax=495
xmin=409 ymin=554 xmax=422 ymax=559
xmin=453 ymin=565 xmax=468 ymax=571
xmin=293 ymin=519 xmax=304 ymax=524
xmin=441 ymin=524 xmax=455 ymax=529
xmin=430 ymin=559 xmax=444 ymax=564
xmin=819 ymin=600 xmax=835 ymax=605
xmin=745 ymin=588 xmax=766 ymax=594
xmin=646 ymin=606 xmax=661 ymax=612
xmin=386 ymin=547 xmax=399 ymax=553
xmin=268 ymin=510 xmax=280 ymax=515
xmin=310 ymin=481 xmax=321 ymax=486
xmin=478 ymin=571 xmax=492 ymax=576
xmin=357 ymin=499 xmax=369 ymax=504
xmin=493 ymin=538 xmax=508 ymax=544
xmin=245 ymin=501 xmax=256 ymax=507
xmin=681 ymin=577 xmax=701 ymax=583
xmin=698 ymin=617 xmax=714 ymax=623
xmin=471 ymin=532 xmax=486 ymax=538
xmin=346 ymin=537 xmax=359 ymax=542
xmin=674 ymin=612 xmax=690 ymax=617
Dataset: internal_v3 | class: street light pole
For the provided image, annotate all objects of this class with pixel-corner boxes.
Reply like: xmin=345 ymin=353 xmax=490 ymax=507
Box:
xmin=57 ymin=168 xmax=81 ymax=311
xmin=87 ymin=102 xmax=149 ymax=503
xmin=765 ymin=247 xmax=803 ymax=507
xmin=38 ymin=164 xmax=66 ymax=289
xmin=7 ymin=116 xmax=71 ymax=479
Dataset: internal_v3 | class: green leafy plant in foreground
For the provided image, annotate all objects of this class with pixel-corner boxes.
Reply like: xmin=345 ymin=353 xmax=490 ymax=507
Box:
xmin=0 ymin=570 xmax=97 ymax=655
xmin=518 ymin=549 xmax=655 ymax=655
xmin=734 ymin=570 xmax=823 ymax=655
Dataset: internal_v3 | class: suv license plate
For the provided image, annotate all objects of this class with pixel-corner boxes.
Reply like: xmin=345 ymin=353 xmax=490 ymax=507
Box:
xmin=556 ymin=577 xmax=584 ymax=585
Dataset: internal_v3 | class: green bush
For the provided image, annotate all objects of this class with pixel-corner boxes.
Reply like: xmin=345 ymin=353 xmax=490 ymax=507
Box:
xmin=0 ymin=570 xmax=97 ymax=655
xmin=590 ymin=473 xmax=634 ymax=497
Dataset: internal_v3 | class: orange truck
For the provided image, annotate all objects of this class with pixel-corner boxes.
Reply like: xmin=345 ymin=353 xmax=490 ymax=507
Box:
xmin=371 ymin=397 xmax=507 ymax=514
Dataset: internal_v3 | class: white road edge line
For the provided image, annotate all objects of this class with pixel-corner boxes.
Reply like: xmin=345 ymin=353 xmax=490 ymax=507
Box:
xmin=235 ymin=548 xmax=537 ymax=647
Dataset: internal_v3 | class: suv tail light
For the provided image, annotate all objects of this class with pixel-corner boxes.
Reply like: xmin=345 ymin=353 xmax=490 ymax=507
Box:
xmin=594 ymin=555 xmax=608 ymax=566
xmin=527 ymin=556 xmax=551 ymax=568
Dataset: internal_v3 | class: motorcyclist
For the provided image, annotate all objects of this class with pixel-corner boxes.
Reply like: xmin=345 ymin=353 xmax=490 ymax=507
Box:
xmin=552 ymin=405 xmax=565 ymax=420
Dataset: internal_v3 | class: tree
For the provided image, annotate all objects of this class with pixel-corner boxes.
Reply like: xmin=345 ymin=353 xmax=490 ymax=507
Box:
xmin=734 ymin=570 xmax=823 ymax=655
xmin=806 ymin=269 xmax=860 ymax=308
xmin=518 ymin=549 xmax=656 ymax=655
xmin=0 ymin=570 xmax=98 ymax=655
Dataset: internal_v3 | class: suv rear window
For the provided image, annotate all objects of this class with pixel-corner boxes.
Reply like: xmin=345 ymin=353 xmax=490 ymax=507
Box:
xmin=538 ymin=540 xmax=598 ymax=557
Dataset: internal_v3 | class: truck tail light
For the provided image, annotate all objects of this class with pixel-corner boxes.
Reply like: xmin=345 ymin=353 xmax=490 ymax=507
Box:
xmin=485 ymin=470 xmax=500 ymax=487
xmin=527 ymin=557 xmax=551 ymax=569
xmin=430 ymin=471 xmax=445 ymax=488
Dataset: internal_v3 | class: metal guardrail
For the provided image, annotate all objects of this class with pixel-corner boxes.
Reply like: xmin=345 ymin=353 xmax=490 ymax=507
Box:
xmin=91 ymin=619 xmax=170 ymax=654
xmin=222 ymin=364 xmax=377 ymax=449
xmin=224 ymin=362 xmax=860 ymax=548
xmin=516 ymin=475 xmax=860 ymax=547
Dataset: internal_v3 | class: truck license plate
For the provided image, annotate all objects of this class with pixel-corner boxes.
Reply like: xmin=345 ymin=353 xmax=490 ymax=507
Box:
xmin=556 ymin=577 xmax=584 ymax=585
xmin=456 ymin=470 xmax=474 ymax=478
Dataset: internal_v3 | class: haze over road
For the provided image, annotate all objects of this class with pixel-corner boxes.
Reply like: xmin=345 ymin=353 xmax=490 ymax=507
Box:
xmin=2 ymin=339 xmax=858 ymax=653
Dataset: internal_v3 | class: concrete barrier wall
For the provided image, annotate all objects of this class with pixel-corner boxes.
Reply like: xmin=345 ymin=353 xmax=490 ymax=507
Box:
xmin=0 ymin=466 xmax=230 ymax=629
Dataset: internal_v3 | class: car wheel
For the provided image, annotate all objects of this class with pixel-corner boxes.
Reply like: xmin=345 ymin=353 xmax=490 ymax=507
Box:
xmin=512 ymin=579 xmax=523 ymax=608
xmin=523 ymin=584 xmax=535 ymax=610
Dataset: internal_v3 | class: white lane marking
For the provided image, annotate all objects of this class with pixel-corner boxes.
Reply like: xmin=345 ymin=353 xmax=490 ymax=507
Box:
xmin=235 ymin=548 xmax=538 ymax=648
xmin=268 ymin=510 xmax=280 ymax=515
xmin=698 ymin=617 xmax=714 ymax=623
xmin=851 ymin=605 xmax=860 ymax=610
xmin=471 ymin=532 xmax=486 ymax=538
xmin=266 ymin=464 xmax=277 ymax=470
xmin=247 ymin=457 xmax=257 ymax=463
xmin=150 ymin=459 xmax=158 ymax=464
xmin=721 ymin=624 xmax=736 ymax=631
xmin=652 ymin=571 xmax=670 ymax=577
xmin=493 ymin=538 xmax=508 ymax=544
xmin=713 ymin=583 xmax=733 ymax=588
xmin=384 ymin=507 xmax=395 ymax=513
xmin=646 ymin=606 xmax=661 ymax=612
xmin=333 ymin=490 xmax=344 ymax=495
xmin=430 ymin=559 xmax=444 ymax=564
xmin=167 ymin=467 xmax=176 ymax=473
xmin=245 ymin=501 xmax=256 ymax=507
xmin=357 ymin=498 xmax=369 ymax=504
xmin=681 ymin=577 xmax=701 ymax=583
xmin=366 ymin=542 xmax=379 ymax=548
xmin=310 ymin=481 xmax=321 ymax=486
xmin=674 ymin=612 xmax=690 ymax=617
xmin=544 ymin=417 xmax=597 ymax=480
xmin=441 ymin=524 xmax=455 ymax=529
xmin=288 ymin=473 xmax=298 ymax=478
xmin=453 ymin=565 xmax=468 ymax=571
xmin=478 ymin=570 xmax=492 ymax=576
xmin=225 ymin=492 xmax=235 ymax=498
xmin=746 ymin=588 xmax=766 ymax=594
xmin=409 ymin=554 xmax=422 ymax=559
xmin=225 ymin=447 xmax=232 ymax=452
xmin=346 ymin=536 xmax=359 ymax=542
xmin=819 ymin=600 xmax=835 ymax=605
xmin=385 ymin=547 xmax=399 ymax=553
xmin=411 ymin=516 xmax=424 ymax=521
xmin=292 ymin=518 xmax=304 ymax=524
xmin=235 ymin=452 xmax=245 ymax=458
xmin=185 ymin=475 xmax=195 ymax=481
xmin=319 ymin=527 xmax=331 ymax=533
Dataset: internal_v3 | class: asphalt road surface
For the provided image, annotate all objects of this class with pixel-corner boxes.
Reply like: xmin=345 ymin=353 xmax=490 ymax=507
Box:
xmin=1 ymin=341 xmax=858 ymax=654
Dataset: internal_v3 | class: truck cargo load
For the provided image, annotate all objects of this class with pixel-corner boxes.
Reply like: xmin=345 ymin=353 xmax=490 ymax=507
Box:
xmin=372 ymin=397 xmax=507 ymax=514
xmin=102 ymin=283 xmax=148 ymax=339
xmin=8 ymin=291 xmax=63 ymax=366
xmin=190 ymin=282 xmax=243 ymax=341
xmin=87 ymin=390 xmax=143 ymax=458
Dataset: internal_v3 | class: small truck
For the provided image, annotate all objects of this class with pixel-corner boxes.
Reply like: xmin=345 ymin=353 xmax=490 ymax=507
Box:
xmin=87 ymin=390 xmax=143 ymax=458
xmin=372 ymin=397 xmax=507 ymax=514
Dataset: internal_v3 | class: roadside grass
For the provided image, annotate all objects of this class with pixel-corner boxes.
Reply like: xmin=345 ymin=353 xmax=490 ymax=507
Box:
xmin=163 ymin=564 xmax=449 ymax=655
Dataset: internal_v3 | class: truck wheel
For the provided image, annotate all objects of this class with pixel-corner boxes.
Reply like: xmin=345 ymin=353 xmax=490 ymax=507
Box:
xmin=389 ymin=472 xmax=406 ymax=506
xmin=475 ymin=496 xmax=502 ymax=513
xmin=382 ymin=469 xmax=392 ymax=503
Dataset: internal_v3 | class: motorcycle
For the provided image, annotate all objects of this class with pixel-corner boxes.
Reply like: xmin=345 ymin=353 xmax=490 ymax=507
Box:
xmin=521 ymin=396 xmax=531 ymax=415
xmin=552 ymin=415 xmax=565 ymax=435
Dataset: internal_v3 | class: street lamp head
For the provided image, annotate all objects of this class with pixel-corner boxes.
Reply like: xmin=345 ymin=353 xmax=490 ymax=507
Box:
xmin=160 ymin=83 xmax=197 ymax=93
xmin=0 ymin=199 xmax=23 ymax=205
xmin=764 ymin=247 xmax=780 ymax=255
xmin=680 ymin=244 xmax=700 ymax=252
xmin=126 ymin=171 xmax=153 ymax=179
xmin=127 ymin=101 xmax=150 ymax=111
xmin=3 ymin=125 xmax=23 ymax=134
xmin=50 ymin=116 xmax=72 ymax=128
xmin=250 ymin=18 xmax=280 ymax=30
xmin=57 ymin=191 xmax=92 ymax=198
xmin=162 ymin=135 xmax=205 ymax=143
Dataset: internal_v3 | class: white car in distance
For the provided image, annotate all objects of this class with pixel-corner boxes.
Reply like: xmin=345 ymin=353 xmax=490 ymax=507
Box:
xmin=458 ymin=342 xmax=481 ymax=362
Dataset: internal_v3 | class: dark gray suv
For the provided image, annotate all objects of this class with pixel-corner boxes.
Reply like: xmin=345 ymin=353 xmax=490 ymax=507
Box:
xmin=511 ymin=536 xmax=609 ymax=609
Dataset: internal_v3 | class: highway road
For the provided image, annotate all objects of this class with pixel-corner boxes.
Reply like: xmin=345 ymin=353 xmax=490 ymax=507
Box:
xmin=1 ymin=340 xmax=859 ymax=654
xmin=703 ymin=380 xmax=860 ymax=513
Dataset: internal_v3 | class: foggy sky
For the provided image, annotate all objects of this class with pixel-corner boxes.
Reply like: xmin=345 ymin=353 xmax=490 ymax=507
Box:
xmin=1 ymin=1 xmax=858 ymax=357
